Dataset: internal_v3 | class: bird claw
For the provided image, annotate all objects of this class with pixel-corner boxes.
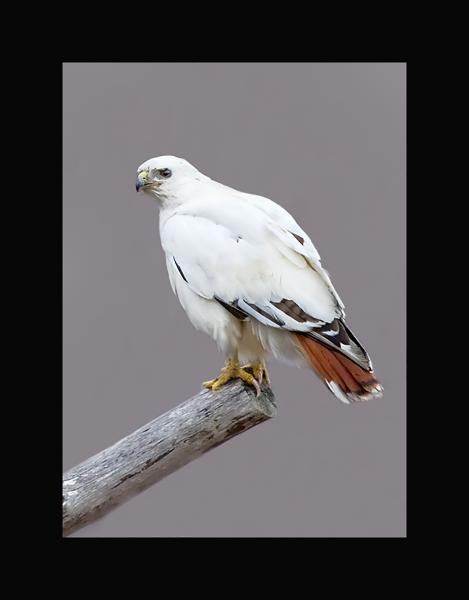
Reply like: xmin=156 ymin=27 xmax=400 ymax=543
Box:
xmin=203 ymin=359 xmax=262 ymax=396
xmin=241 ymin=361 xmax=271 ymax=387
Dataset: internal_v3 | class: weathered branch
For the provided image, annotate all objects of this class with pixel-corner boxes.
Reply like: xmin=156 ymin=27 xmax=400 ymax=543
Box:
xmin=63 ymin=379 xmax=276 ymax=536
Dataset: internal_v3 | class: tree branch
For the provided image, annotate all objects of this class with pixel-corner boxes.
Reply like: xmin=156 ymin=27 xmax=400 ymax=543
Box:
xmin=63 ymin=379 xmax=277 ymax=536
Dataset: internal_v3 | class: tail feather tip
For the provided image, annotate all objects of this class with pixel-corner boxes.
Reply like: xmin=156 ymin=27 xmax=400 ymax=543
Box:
xmin=327 ymin=379 xmax=383 ymax=404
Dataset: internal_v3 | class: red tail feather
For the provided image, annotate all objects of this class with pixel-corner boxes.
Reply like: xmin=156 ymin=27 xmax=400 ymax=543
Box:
xmin=296 ymin=334 xmax=383 ymax=403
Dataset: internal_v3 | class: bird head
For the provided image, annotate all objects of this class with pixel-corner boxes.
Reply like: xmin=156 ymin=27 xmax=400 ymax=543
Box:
xmin=136 ymin=156 xmax=204 ymax=200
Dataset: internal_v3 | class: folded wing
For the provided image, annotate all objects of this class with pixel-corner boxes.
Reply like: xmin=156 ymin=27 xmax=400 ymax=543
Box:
xmin=161 ymin=203 xmax=371 ymax=371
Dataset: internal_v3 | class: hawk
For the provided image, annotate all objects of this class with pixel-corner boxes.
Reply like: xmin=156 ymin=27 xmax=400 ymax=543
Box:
xmin=136 ymin=156 xmax=383 ymax=404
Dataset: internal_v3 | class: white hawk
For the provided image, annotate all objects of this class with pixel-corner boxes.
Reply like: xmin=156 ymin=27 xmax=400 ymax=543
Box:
xmin=136 ymin=156 xmax=383 ymax=404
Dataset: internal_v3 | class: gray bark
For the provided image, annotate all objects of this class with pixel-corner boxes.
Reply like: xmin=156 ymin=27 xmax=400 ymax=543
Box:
xmin=63 ymin=380 xmax=276 ymax=536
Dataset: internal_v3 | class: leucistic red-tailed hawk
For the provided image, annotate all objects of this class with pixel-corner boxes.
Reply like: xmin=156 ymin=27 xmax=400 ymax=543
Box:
xmin=136 ymin=156 xmax=383 ymax=404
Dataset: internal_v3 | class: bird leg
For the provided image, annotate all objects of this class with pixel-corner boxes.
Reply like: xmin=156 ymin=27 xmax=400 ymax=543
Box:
xmin=203 ymin=357 xmax=261 ymax=396
xmin=242 ymin=360 xmax=271 ymax=386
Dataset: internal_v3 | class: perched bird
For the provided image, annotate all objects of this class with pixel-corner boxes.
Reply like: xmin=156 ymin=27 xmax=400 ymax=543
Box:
xmin=136 ymin=156 xmax=383 ymax=404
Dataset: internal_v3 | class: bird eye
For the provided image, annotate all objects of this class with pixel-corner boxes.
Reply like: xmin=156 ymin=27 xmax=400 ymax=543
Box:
xmin=159 ymin=168 xmax=172 ymax=179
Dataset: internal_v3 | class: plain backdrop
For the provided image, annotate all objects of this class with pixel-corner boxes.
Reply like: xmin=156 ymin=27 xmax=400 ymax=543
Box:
xmin=63 ymin=62 xmax=406 ymax=537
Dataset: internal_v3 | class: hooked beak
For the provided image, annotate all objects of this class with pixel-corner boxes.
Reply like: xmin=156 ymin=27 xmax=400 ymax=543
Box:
xmin=136 ymin=169 xmax=163 ymax=193
xmin=136 ymin=169 xmax=149 ymax=192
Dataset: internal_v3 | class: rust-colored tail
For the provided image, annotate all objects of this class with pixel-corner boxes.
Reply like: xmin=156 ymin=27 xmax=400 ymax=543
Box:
xmin=296 ymin=334 xmax=383 ymax=404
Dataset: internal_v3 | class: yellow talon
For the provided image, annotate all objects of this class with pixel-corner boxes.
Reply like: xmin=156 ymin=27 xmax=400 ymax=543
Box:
xmin=203 ymin=358 xmax=261 ymax=396
xmin=253 ymin=361 xmax=270 ymax=385
xmin=242 ymin=360 xmax=271 ymax=386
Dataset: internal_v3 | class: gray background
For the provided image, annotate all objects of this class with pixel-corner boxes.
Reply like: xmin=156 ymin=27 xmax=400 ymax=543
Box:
xmin=63 ymin=63 xmax=406 ymax=537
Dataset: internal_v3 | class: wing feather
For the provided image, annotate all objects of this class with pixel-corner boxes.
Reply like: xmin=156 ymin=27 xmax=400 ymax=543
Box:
xmin=160 ymin=197 xmax=368 ymax=368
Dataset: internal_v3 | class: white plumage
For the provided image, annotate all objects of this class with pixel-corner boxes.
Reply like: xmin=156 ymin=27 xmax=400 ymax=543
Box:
xmin=136 ymin=156 xmax=383 ymax=403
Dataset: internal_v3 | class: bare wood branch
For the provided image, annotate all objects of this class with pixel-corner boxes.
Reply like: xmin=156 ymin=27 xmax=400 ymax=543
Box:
xmin=63 ymin=380 xmax=276 ymax=536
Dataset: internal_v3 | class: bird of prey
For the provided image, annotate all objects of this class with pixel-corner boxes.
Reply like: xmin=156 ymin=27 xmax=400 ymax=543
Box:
xmin=136 ymin=156 xmax=383 ymax=404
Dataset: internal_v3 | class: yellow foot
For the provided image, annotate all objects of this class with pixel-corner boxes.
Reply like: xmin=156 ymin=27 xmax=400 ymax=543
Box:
xmin=203 ymin=358 xmax=261 ymax=396
xmin=242 ymin=361 xmax=271 ymax=386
